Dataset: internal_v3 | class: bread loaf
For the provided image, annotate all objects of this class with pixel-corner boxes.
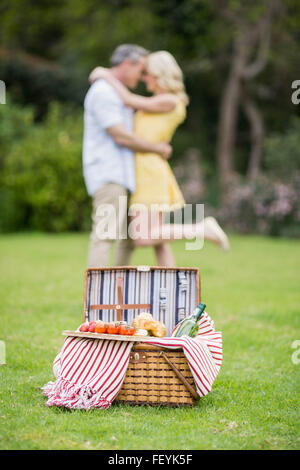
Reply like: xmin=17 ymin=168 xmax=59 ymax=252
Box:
xmin=132 ymin=313 xmax=166 ymax=338
xmin=150 ymin=321 xmax=166 ymax=338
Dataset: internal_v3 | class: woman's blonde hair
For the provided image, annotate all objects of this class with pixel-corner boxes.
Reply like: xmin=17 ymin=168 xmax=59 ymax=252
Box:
xmin=146 ymin=51 xmax=189 ymax=105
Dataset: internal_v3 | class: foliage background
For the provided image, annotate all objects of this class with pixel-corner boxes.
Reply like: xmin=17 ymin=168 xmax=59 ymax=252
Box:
xmin=0 ymin=0 xmax=300 ymax=235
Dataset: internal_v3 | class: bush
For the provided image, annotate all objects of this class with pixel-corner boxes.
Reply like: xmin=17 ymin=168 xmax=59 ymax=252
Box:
xmin=219 ymin=174 xmax=300 ymax=236
xmin=263 ymin=116 xmax=300 ymax=179
xmin=218 ymin=117 xmax=300 ymax=237
xmin=0 ymin=54 xmax=87 ymax=120
xmin=0 ymin=100 xmax=91 ymax=232
xmin=0 ymin=100 xmax=35 ymax=231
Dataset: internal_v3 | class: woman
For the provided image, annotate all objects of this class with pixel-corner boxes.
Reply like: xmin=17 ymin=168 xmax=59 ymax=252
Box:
xmin=90 ymin=51 xmax=230 ymax=266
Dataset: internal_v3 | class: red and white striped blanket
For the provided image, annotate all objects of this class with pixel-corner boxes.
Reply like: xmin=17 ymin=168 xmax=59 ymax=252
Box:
xmin=42 ymin=312 xmax=222 ymax=410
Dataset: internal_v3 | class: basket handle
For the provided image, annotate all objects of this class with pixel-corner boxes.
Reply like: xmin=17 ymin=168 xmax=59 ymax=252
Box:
xmin=159 ymin=351 xmax=199 ymax=400
xmin=90 ymin=276 xmax=151 ymax=322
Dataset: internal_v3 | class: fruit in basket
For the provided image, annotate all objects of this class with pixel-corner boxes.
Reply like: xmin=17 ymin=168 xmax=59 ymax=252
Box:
xmin=119 ymin=324 xmax=135 ymax=336
xmin=128 ymin=326 xmax=135 ymax=336
xmin=106 ymin=322 xmax=119 ymax=335
xmin=79 ymin=322 xmax=89 ymax=332
xmin=88 ymin=321 xmax=97 ymax=332
xmin=95 ymin=321 xmax=107 ymax=334
xmin=119 ymin=324 xmax=128 ymax=335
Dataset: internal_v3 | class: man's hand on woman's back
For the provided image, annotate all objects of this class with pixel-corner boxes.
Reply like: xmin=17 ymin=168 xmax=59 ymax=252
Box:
xmin=107 ymin=123 xmax=172 ymax=159
xmin=156 ymin=142 xmax=172 ymax=160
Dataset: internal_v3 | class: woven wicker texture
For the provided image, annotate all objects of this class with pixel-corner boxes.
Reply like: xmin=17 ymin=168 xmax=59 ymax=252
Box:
xmin=116 ymin=344 xmax=197 ymax=406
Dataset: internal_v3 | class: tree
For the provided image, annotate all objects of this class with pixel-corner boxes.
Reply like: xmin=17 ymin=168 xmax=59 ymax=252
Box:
xmin=216 ymin=0 xmax=279 ymax=200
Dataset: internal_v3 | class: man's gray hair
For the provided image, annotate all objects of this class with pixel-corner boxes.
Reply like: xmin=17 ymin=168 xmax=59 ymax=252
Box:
xmin=110 ymin=44 xmax=149 ymax=66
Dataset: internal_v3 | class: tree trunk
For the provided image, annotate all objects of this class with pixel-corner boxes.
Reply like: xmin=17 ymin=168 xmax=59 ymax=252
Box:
xmin=216 ymin=0 xmax=276 ymax=201
xmin=216 ymin=37 xmax=249 ymax=201
xmin=242 ymin=91 xmax=264 ymax=180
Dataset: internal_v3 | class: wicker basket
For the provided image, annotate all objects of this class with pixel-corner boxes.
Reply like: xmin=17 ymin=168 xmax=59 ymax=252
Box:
xmin=115 ymin=343 xmax=199 ymax=406
xmin=84 ymin=266 xmax=201 ymax=406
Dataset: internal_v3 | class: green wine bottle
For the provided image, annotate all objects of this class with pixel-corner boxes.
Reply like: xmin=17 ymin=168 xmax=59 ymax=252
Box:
xmin=173 ymin=302 xmax=206 ymax=337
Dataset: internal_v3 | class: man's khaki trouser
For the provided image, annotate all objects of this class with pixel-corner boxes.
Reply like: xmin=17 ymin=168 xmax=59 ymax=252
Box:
xmin=87 ymin=183 xmax=134 ymax=267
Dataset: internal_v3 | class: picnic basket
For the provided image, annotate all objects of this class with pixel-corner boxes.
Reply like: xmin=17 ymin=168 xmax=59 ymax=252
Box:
xmin=83 ymin=266 xmax=201 ymax=406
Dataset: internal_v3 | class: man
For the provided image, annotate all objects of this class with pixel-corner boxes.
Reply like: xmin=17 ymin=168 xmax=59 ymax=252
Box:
xmin=83 ymin=44 xmax=172 ymax=267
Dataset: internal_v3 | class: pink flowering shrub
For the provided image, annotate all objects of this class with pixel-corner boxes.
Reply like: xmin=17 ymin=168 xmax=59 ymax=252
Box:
xmin=219 ymin=174 xmax=300 ymax=236
xmin=219 ymin=118 xmax=300 ymax=237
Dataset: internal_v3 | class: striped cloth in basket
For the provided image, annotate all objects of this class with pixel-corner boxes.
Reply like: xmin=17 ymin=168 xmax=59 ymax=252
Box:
xmin=41 ymin=312 xmax=222 ymax=410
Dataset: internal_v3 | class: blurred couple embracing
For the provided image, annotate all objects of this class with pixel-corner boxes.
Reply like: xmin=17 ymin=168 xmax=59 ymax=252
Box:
xmin=82 ymin=44 xmax=229 ymax=268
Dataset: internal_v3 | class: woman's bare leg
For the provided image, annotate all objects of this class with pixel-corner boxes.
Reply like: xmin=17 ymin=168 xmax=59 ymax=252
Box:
xmin=129 ymin=210 xmax=230 ymax=251
xmin=162 ymin=217 xmax=230 ymax=251
xmin=152 ymin=214 xmax=230 ymax=251
xmin=154 ymin=242 xmax=176 ymax=267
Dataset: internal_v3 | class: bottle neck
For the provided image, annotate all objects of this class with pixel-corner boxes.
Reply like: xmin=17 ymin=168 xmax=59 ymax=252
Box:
xmin=192 ymin=303 xmax=206 ymax=321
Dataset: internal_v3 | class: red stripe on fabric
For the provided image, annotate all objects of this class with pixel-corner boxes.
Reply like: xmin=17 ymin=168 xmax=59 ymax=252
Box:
xmin=62 ymin=339 xmax=92 ymax=379
xmin=205 ymin=343 xmax=222 ymax=349
xmin=53 ymin=355 xmax=61 ymax=365
xmin=61 ymin=336 xmax=82 ymax=361
xmin=187 ymin=348 xmax=216 ymax=391
xmin=85 ymin=340 xmax=115 ymax=387
xmin=183 ymin=340 xmax=214 ymax=392
xmin=99 ymin=344 xmax=132 ymax=397
xmin=79 ymin=340 xmax=108 ymax=384
xmin=68 ymin=339 xmax=98 ymax=383
xmin=59 ymin=337 xmax=81 ymax=368
xmin=143 ymin=337 xmax=187 ymax=348
xmin=109 ymin=362 xmax=132 ymax=402
xmin=192 ymin=335 xmax=223 ymax=360
xmin=94 ymin=341 xmax=128 ymax=391
xmin=74 ymin=339 xmax=105 ymax=385
xmin=186 ymin=336 xmax=217 ymax=373
xmin=186 ymin=337 xmax=218 ymax=381
xmin=166 ymin=338 xmax=216 ymax=383
xmin=187 ymin=360 xmax=210 ymax=396
xmin=62 ymin=338 xmax=90 ymax=378
xmin=106 ymin=347 xmax=134 ymax=402
xmin=60 ymin=337 xmax=86 ymax=376
xmin=183 ymin=339 xmax=214 ymax=390
xmin=188 ymin=360 xmax=211 ymax=395
xmin=90 ymin=341 xmax=123 ymax=388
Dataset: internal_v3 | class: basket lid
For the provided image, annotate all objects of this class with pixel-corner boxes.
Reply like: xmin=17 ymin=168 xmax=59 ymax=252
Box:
xmin=83 ymin=266 xmax=200 ymax=335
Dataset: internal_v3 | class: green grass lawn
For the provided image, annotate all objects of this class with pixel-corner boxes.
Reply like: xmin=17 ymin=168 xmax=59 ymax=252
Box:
xmin=0 ymin=232 xmax=299 ymax=450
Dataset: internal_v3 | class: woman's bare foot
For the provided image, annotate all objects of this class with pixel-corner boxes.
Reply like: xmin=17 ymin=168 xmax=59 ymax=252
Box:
xmin=202 ymin=217 xmax=230 ymax=252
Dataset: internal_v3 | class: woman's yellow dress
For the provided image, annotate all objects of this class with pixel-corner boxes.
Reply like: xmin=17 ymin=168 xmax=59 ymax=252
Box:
xmin=129 ymin=100 xmax=186 ymax=212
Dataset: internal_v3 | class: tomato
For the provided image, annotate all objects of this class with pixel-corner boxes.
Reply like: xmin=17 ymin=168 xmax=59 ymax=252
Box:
xmin=79 ymin=323 xmax=89 ymax=332
xmin=95 ymin=321 xmax=107 ymax=334
xmin=127 ymin=326 xmax=135 ymax=336
xmin=88 ymin=321 xmax=97 ymax=332
xmin=106 ymin=322 xmax=119 ymax=335
xmin=119 ymin=324 xmax=134 ymax=336
xmin=118 ymin=324 xmax=127 ymax=335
